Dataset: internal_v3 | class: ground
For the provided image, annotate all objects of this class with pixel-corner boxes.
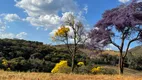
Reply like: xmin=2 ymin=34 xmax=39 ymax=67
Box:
xmin=0 ymin=69 xmax=142 ymax=80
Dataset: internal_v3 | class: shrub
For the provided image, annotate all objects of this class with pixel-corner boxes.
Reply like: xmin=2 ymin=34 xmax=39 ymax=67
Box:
xmin=90 ymin=54 xmax=119 ymax=66
xmin=51 ymin=60 xmax=71 ymax=73
xmin=100 ymin=68 xmax=118 ymax=74
xmin=127 ymin=52 xmax=142 ymax=70
xmin=77 ymin=62 xmax=84 ymax=66
xmin=7 ymin=67 xmax=11 ymax=71
xmin=42 ymin=61 xmax=55 ymax=72
xmin=91 ymin=66 xmax=118 ymax=74
xmin=75 ymin=66 xmax=91 ymax=74
xmin=2 ymin=59 xmax=8 ymax=67
xmin=91 ymin=66 xmax=101 ymax=74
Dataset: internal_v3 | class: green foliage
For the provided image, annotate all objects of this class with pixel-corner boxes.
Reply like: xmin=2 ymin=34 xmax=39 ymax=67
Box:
xmin=127 ymin=52 xmax=142 ymax=70
xmin=100 ymin=68 xmax=118 ymax=74
xmin=75 ymin=66 xmax=91 ymax=74
xmin=89 ymin=53 xmax=119 ymax=66
xmin=0 ymin=39 xmax=88 ymax=72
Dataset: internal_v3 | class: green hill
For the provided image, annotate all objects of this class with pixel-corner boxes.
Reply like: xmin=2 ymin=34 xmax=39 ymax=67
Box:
xmin=0 ymin=38 xmax=141 ymax=73
xmin=0 ymin=39 xmax=88 ymax=72
xmin=129 ymin=45 xmax=142 ymax=55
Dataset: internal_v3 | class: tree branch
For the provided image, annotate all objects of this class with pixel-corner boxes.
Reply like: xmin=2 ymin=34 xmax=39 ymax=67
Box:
xmin=123 ymin=31 xmax=142 ymax=58
xmin=109 ymin=36 xmax=120 ymax=50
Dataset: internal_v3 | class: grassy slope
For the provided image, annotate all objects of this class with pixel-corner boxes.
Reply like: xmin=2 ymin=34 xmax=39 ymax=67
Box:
xmin=129 ymin=45 xmax=142 ymax=56
xmin=0 ymin=69 xmax=141 ymax=80
xmin=101 ymin=65 xmax=142 ymax=75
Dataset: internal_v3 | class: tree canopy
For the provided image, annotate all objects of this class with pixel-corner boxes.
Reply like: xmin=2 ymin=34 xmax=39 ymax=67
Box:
xmin=88 ymin=0 xmax=142 ymax=74
xmin=89 ymin=0 xmax=142 ymax=49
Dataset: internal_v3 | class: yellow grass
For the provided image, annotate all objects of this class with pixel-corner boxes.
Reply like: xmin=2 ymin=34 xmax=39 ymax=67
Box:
xmin=102 ymin=50 xmax=119 ymax=56
xmin=0 ymin=70 xmax=142 ymax=80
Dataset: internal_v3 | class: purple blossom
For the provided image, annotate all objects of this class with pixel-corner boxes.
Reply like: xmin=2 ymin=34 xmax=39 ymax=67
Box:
xmin=88 ymin=0 xmax=142 ymax=50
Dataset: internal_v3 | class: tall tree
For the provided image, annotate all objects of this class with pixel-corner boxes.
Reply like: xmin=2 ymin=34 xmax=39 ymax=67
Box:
xmin=52 ymin=14 xmax=87 ymax=72
xmin=88 ymin=0 xmax=142 ymax=74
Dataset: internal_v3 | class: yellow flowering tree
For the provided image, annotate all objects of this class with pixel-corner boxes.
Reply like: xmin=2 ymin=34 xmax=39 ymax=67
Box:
xmin=53 ymin=26 xmax=70 ymax=42
xmin=52 ymin=14 xmax=87 ymax=72
xmin=51 ymin=60 xmax=71 ymax=73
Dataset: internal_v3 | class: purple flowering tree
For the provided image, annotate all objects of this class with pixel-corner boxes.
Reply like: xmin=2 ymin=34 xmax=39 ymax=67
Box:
xmin=88 ymin=0 xmax=142 ymax=74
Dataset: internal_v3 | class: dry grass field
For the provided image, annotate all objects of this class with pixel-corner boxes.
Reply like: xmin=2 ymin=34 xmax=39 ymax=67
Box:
xmin=0 ymin=70 xmax=142 ymax=80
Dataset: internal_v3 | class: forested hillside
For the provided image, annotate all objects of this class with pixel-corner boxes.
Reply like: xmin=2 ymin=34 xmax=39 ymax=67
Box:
xmin=0 ymin=39 xmax=88 ymax=72
xmin=0 ymin=38 xmax=141 ymax=73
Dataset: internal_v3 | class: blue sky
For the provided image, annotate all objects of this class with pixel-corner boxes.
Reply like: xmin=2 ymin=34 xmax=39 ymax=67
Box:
xmin=0 ymin=0 xmax=139 ymax=50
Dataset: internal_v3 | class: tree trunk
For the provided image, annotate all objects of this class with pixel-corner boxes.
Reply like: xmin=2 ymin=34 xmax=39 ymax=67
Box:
xmin=119 ymin=52 xmax=124 ymax=74
xmin=71 ymin=54 xmax=75 ymax=72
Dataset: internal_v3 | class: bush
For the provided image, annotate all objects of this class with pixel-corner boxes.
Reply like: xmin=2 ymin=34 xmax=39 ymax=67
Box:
xmin=91 ymin=66 xmax=101 ymax=74
xmin=51 ymin=60 xmax=71 ymax=73
xmin=100 ymin=68 xmax=118 ymax=74
xmin=77 ymin=62 xmax=85 ymax=66
xmin=91 ymin=54 xmax=119 ymax=65
xmin=126 ymin=52 xmax=142 ymax=70
xmin=90 ymin=66 xmax=118 ymax=75
xmin=75 ymin=66 xmax=91 ymax=74
xmin=40 ymin=61 xmax=55 ymax=72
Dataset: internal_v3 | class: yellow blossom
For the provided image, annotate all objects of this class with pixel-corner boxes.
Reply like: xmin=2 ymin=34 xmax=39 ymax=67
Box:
xmin=2 ymin=59 xmax=8 ymax=66
xmin=7 ymin=67 xmax=11 ymax=71
xmin=54 ymin=26 xmax=70 ymax=37
xmin=51 ymin=60 xmax=71 ymax=73
xmin=91 ymin=66 xmax=101 ymax=73
xmin=77 ymin=62 xmax=84 ymax=66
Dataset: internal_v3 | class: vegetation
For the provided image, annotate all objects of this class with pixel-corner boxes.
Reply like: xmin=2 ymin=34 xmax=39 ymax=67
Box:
xmin=0 ymin=38 xmax=141 ymax=75
xmin=0 ymin=70 xmax=141 ymax=80
xmin=0 ymin=39 xmax=88 ymax=72
xmin=88 ymin=0 xmax=142 ymax=74
xmin=126 ymin=46 xmax=142 ymax=70
xmin=52 ymin=14 xmax=87 ymax=72
xmin=51 ymin=60 xmax=71 ymax=73
xmin=0 ymin=1 xmax=142 ymax=77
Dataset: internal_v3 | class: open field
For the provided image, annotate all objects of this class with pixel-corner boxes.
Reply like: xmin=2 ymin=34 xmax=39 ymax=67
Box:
xmin=0 ymin=70 xmax=142 ymax=80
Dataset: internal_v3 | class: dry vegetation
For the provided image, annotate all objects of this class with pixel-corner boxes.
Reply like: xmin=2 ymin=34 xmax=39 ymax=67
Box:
xmin=0 ymin=70 xmax=142 ymax=80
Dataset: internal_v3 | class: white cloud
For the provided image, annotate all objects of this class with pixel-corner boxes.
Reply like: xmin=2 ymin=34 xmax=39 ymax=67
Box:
xmin=94 ymin=27 xmax=99 ymax=31
xmin=137 ymin=0 xmax=142 ymax=2
xmin=0 ymin=19 xmax=6 ymax=31
xmin=15 ymin=0 xmax=78 ymax=16
xmin=26 ymin=14 xmax=61 ymax=29
xmin=16 ymin=32 xmax=27 ymax=39
xmin=104 ymin=44 xmax=118 ymax=51
xmin=15 ymin=0 xmax=87 ymax=30
xmin=83 ymin=5 xmax=88 ymax=14
xmin=119 ymin=0 xmax=130 ymax=3
xmin=49 ymin=29 xmax=57 ymax=36
xmin=4 ymin=14 xmax=20 ymax=22
xmin=0 ymin=33 xmax=15 ymax=39
xmin=15 ymin=0 xmax=78 ymax=30
xmin=61 ymin=12 xmax=74 ymax=22
xmin=0 ymin=14 xmax=27 ymax=40
xmin=0 ymin=32 xmax=27 ymax=39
